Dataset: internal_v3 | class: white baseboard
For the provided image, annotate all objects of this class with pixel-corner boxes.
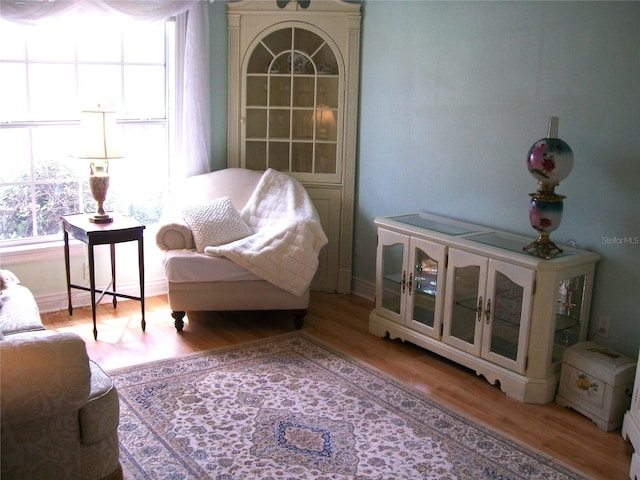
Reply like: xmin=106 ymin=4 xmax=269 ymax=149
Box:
xmin=36 ymin=277 xmax=167 ymax=314
xmin=351 ymin=277 xmax=374 ymax=302
xmin=36 ymin=276 xmax=374 ymax=314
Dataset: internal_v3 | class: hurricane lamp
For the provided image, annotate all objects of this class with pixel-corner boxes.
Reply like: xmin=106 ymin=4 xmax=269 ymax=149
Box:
xmin=524 ymin=116 xmax=574 ymax=259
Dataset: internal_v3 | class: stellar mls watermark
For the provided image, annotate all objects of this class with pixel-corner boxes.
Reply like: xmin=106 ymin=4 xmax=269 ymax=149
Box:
xmin=601 ymin=235 xmax=639 ymax=246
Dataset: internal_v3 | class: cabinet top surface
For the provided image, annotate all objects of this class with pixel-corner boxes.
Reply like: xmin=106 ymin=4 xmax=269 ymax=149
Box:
xmin=376 ymin=212 xmax=600 ymax=264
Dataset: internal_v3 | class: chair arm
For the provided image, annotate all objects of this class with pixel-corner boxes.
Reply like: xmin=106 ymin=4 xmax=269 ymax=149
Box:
xmin=0 ymin=331 xmax=91 ymax=424
xmin=156 ymin=217 xmax=195 ymax=251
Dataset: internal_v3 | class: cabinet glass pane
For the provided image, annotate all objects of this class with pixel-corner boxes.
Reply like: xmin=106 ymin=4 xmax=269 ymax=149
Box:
xmin=293 ymin=76 xmax=314 ymax=107
xmin=269 ymin=110 xmax=290 ymax=138
xmin=268 ymin=141 xmax=289 ymax=171
xmin=382 ymin=243 xmax=404 ymax=314
xmin=246 ymin=142 xmax=266 ymax=170
xmin=269 ymin=76 xmax=291 ymax=107
xmin=262 ymin=28 xmax=292 ymax=56
xmin=315 ymin=108 xmax=337 ymax=141
xmin=315 ymin=143 xmax=336 ymax=174
xmin=317 ymin=77 xmax=339 ymax=108
xmin=412 ymin=250 xmax=439 ymax=328
xmin=450 ymin=265 xmax=480 ymax=344
xmin=248 ymin=43 xmax=272 ymax=74
xmin=246 ymin=109 xmax=267 ymax=138
xmin=313 ymin=44 xmax=338 ymax=75
xmin=270 ymin=52 xmax=289 ymax=74
xmin=293 ymin=29 xmax=323 ymax=59
xmin=292 ymin=110 xmax=313 ymax=139
xmin=554 ymin=275 xmax=586 ymax=357
xmin=490 ymin=272 xmax=523 ymax=361
xmin=247 ymin=77 xmax=267 ymax=106
xmin=292 ymin=143 xmax=313 ymax=172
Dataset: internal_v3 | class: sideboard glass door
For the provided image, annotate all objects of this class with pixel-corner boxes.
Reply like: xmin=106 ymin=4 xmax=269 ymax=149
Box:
xmin=376 ymin=229 xmax=408 ymax=324
xmin=481 ymin=260 xmax=534 ymax=373
xmin=406 ymin=238 xmax=446 ymax=339
xmin=443 ymin=249 xmax=486 ymax=356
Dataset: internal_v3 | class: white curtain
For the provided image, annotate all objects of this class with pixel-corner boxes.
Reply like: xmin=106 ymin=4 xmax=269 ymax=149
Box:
xmin=0 ymin=0 xmax=212 ymax=177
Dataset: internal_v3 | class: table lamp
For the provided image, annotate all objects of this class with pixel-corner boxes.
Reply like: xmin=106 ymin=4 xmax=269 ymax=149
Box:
xmin=77 ymin=106 xmax=124 ymax=224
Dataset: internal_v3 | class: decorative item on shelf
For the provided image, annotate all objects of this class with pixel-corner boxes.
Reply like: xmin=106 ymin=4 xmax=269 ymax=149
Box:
xmin=524 ymin=116 xmax=574 ymax=259
xmin=288 ymin=51 xmax=310 ymax=73
xmin=319 ymin=62 xmax=333 ymax=74
xmin=76 ymin=105 xmax=124 ymax=224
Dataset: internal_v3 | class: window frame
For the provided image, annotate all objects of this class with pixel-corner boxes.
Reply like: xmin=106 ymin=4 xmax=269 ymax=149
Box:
xmin=0 ymin=15 xmax=177 ymax=250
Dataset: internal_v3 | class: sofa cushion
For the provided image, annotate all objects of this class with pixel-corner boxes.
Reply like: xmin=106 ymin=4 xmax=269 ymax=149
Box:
xmin=80 ymin=361 xmax=120 ymax=445
xmin=0 ymin=283 xmax=45 ymax=335
xmin=1 ymin=331 xmax=91 ymax=423
xmin=181 ymin=196 xmax=253 ymax=253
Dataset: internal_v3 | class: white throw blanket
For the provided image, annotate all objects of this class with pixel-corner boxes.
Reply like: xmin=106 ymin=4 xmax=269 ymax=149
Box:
xmin=204 ymin=169 xmax=328 ymax=296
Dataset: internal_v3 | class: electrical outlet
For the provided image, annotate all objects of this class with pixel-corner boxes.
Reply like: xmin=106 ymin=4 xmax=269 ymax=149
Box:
xmin=597 ymin=316 xmax=611 ymax=338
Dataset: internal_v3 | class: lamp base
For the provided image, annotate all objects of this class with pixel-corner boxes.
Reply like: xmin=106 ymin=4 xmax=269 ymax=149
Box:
xmin=523 ymin=235 xmax=563 ymax=260
xmin=89 ymin=213 xmax=113 ymax=224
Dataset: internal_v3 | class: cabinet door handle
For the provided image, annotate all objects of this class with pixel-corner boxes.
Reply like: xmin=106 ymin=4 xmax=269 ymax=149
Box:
xmin=476 ymin=296 xmax=483 ymax=322
xmin=485 ymin=298 xmax=492 ymax=324
xmin=402 ymin=271 xmax=406 ymax=294
xmin=408 ymin=273 xmax=413 ymax=295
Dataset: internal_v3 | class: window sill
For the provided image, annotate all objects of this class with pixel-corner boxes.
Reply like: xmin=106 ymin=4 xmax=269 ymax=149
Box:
xmin=0 ymin=241 xmax=85 ymax=266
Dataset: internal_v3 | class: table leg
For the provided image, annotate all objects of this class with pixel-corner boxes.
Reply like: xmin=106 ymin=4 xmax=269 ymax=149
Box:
xmin=63 ymin=228 xmax=73 ymax=315
xmin=88 ymin=244 xmax=98 ymax=340
xmin=110 ymin=243 xmax=117 ymax=309
xmin=138 ymin=233 xmax=146 ymax=332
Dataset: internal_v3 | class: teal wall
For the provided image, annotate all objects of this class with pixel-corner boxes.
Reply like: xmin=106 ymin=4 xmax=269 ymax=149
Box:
xmin=210 ymin=1 xmax=640 ymax=357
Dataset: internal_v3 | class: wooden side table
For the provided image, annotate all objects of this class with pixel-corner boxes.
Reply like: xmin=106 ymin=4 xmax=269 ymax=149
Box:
xmin=61 ymin=213 xmax=146 ymax=340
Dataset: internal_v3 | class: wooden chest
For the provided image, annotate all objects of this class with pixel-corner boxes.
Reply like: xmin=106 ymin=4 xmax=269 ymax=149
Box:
xmin=556 ymin=341 xmax=636 ymax=431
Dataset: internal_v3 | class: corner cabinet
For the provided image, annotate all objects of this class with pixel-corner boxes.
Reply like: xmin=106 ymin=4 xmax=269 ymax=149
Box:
xmin=623 ymin=346 xmax=640 ymax=479
xmin=227 ymin=0 xmax=361 ymax=293
xmin=369 ymin=212 xmax=600 ymax=404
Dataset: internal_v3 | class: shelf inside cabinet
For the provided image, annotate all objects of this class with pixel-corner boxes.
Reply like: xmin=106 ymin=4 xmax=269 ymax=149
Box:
xmin=384 ymin=272 xmax=439 ymax=297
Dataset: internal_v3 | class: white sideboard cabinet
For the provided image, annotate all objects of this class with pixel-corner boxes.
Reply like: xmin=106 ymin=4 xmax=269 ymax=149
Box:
xmin=369 ymin=212 xmax=600 ymax=404
xmin=623 ymin=345 xmax=640 ymax=479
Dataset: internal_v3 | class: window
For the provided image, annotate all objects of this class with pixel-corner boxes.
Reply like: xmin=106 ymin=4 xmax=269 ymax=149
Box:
xmin=0 ymin=14 xmax=175 ymax=246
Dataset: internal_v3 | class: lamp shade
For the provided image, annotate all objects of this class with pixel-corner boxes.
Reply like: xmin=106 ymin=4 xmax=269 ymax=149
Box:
xmin=77 ymin=107 xmax=124 ymax=159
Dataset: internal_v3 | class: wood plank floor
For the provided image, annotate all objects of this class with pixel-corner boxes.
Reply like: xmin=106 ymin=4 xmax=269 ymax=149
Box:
xmin=41 ymin=291 xmax=633 ymax=480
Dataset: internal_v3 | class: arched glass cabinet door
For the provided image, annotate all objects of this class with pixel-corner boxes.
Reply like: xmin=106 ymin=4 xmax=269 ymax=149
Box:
xmin=243 ymin=25 xmax=342 ymax=183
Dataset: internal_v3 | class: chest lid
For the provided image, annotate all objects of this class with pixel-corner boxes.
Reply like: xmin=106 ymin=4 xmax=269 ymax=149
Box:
xmin=563 ymin=341 xmax=636 ymax=385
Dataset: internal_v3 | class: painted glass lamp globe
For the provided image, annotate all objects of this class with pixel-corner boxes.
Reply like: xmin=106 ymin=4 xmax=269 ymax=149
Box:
xmin=527 ymin=137 xmax=574 ymax=186
xmin=523 ymin=117 xmax=573 ymax=259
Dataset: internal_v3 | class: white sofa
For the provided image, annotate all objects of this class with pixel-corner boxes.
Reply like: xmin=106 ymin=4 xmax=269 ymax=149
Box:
xmin=155 ymin=168 xmax=325 ymax=332
xmin=0 ymin=271 xmax=122 ymax=480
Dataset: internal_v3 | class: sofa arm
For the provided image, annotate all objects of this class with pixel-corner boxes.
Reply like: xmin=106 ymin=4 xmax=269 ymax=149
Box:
xmin=156 ymin=217 xmax=195 ymax=251
xmin=1 ymin=331 xmax=91 ymax=423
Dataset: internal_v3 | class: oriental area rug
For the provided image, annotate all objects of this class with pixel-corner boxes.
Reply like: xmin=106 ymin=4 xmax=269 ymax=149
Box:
xmin=111 ymin=333 xmax=589 ymax=480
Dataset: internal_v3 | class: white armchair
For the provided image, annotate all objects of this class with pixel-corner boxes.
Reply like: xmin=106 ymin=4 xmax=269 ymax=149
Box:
xmin=156 ymin=168 xmax=326 ymax=332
